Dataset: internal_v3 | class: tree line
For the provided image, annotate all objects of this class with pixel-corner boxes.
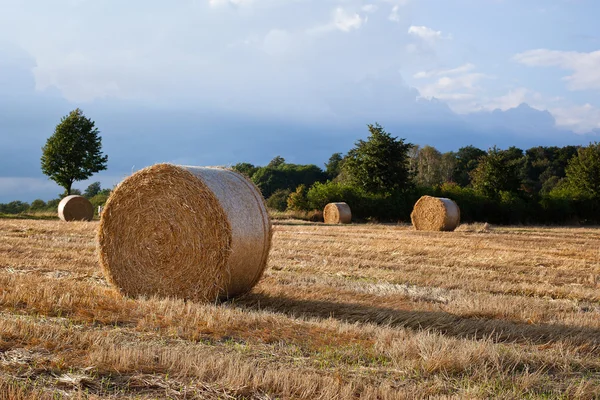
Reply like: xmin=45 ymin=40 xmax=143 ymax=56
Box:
xmin=233 ymin=123 xmax=600 ymax=224
xmin=0 ymin=182 xmax=110 ymax=216
xmin=3 ymin=114 xmax=599 ymax=225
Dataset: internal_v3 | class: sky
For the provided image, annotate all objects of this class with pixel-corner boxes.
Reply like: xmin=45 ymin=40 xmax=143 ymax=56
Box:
xmin=0 ymin=0 xmax=599 ymax=202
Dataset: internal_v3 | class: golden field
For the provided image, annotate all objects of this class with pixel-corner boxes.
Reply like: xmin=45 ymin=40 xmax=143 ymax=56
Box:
xmin=0 ymin=219 xmax=599 ymax=399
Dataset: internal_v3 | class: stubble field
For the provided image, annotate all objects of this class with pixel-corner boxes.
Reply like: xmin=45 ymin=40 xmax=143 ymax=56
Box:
xmin=0 ymin=218 xmax=599 ymax=399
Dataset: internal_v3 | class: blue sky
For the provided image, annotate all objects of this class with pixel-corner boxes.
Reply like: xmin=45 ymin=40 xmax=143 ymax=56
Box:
xmin=0 ymin=0 xmax=599 ymax=202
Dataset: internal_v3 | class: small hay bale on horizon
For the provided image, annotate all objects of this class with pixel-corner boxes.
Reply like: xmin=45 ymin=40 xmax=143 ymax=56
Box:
xmin=97 ymin=163 xmax=272 ymax=302
xmin=411 ymin=196 xmax=460 ymax=231
xmin=58 ymin=195 xmax=94 ymax=222
xmin=323 ymin=202 xmax=352 ymax=224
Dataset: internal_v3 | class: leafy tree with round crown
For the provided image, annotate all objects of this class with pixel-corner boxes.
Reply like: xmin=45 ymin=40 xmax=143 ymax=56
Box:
xmin=41 ymin=109 xmax=108 ymax=196
xmin=343 ymin=123 xmax=413 ymax=194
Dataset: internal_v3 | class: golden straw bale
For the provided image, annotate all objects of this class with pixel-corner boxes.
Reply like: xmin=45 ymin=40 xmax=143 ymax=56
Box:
xmin=323 ymin=202 xmax=352 ymax=224
xmin=58 ymin=195 xmax=94 ymax=222
xmin=410 ymin=196 xmax=460 ymax=231
xmin=97 ymin=163 xmax=272 ymax=302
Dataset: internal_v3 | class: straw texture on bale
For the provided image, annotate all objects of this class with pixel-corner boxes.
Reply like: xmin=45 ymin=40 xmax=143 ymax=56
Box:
xmin=411 ymin=196 xmax=460 ymax=231
xmin=323 ymin=202 xmax=352 ymax=224
xmin=58 ymin=195 xmax=94 ymax=222
xmin=98 ymin=163 xmax=272 ymax=302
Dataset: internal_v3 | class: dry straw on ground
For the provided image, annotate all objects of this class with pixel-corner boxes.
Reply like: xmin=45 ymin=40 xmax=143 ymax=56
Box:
xmin=323 ymin=202 xmax=351 ymax=224
xmin=57 ymin=195 xmax=94 ymax=222
xmin=97 ymin=163 xmax=272 ymax=302
xmin=411 ymin=196 xmax=460 ymax=231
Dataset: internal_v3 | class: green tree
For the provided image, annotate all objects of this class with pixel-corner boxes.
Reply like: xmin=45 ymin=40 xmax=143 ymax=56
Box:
xmin=84 ymin=181 xmax=102 ymax=198
xmin=454 ymin=145 xmax=486 ymax=187
xmin=41 ymin=109 xmax=108 ymax=195
xmin=29 ymin=199 xmax=47 ymax=211
xmin=343 ymin=123 xmax=413 ymax=194
xmin=232 ymin=162 xmax=258 ymax=178
xmin=470 ymin=146 xmax=523 ymax=197
xmin=0 ymin=201 xmax=29 ymax=214
xmin=267 ymin=156 xmax=286 ymax=168
xmin=287 ymin=184 xmax=310 ymax=211
xmin=562 ymin=142 xmax=600 ymax=199
xmin=266 ymin=189 xmax=291 ymax=211
xmin=252 ymin=162 xmax=327 ymax=198
xmin=440 ymin=151 xmax=457 ymax=184
xmin=523 ymin=146 xmax=579 ymax=194
xmin=413 ymin=145 xmax=443 ymax=187
xmin=325 ymin=153 xmax=344 ymax=180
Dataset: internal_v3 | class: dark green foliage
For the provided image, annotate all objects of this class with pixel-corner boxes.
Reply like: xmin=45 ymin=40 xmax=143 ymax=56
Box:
xmin=560 ymin=143 xmax=600 ymax=200
xmin=325 ymin=153 xmax=344 ymax=180
xmin=266 ymin=189 xmax=291 ymax=211
xmin=84 ymin=182 xmax=102 ymax=198
xmin=89 ymin=193 xmax=110 ymax=210
xmin=523 ymin=146 xmax=575 ymax=194
xmin=29 ymin=199 xmax=47 ymax=210
xmin=41 ymin=109 xmax=108 ymax=195
xmin=306 ymin=181 xmax=419 ymax=222
xmin=59 ymin=188 xmax=82 ymax=198
xmin=454 ymin=146 xmax=486 ymax=186
xmin=232 ymin=162 xmax=259 ymax=178
xmin=470 ymin=146 xmax=523 ymax=197
xmin=0 ymin=201 xmax=30 ymax=214
xmin=343 ymin=123 xmax=413 ymax=194
xmin=267 ymin=156 xmax=286 ymax=168
xmin=46 ymin=199 xmax=60 ymax=210
xmin=252 ymin=162 xmax=327 ymax=198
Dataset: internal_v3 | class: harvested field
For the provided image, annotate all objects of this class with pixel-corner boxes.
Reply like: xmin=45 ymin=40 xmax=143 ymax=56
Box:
xmin=0 ymin=219 xmax=600 ymax=399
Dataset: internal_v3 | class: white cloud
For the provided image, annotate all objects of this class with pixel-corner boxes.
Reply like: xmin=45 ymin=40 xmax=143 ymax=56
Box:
xmin=308 ymin=7 xmax=365 ymax=34
xmin=262 ymin=29 xmax=291 ymax=56
xmin=389 ymin=5 xmax=400 ymax=22
xmin=414 ymin=63 xmax=476 ymax=79
xmin=362 ymin=4 xmax=378 ymax=13
xmin=209 ymin=0 xmax=252 ymax=7
xmin=482 ymin=87 xmax=539 ymax=111
xmin=417 ymin=68 xmax=490 ymax=110
xmin=513 ymin=49 xmax=600 ymax=91
xmin=333 ymin=8 xmax=364 ymax=32
xmin=408 ymin=25 xmax=451 ymax=44
xmin=550 ymin=103 xmax=600 ymax=133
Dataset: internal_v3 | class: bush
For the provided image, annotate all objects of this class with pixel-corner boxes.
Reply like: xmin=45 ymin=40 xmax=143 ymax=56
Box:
xmin=89 ymin=193 xmax=110 ymax=210
xmin=252 ymin=163 xmax=327 ymax=198
xmin=0 ymin=201 xmax=30 ymax=214
xmin=266 ymin=189 xmax=291 ymax=211
xmin=29 ymin=199 xmax=47 ymax=211
xmin=306 ymin=181 xmax=419 ymax=222
xmin=287 ymin=185 xmax=310 ymax=211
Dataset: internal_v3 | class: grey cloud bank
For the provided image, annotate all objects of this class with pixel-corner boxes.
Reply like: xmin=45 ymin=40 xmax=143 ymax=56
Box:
xmin=0 ymin=0 xmax=599 ymax=202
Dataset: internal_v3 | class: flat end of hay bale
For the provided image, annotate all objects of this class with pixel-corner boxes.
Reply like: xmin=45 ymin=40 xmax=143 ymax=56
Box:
xmin=410 ymin=196 xmax=460 ymax=231
xmin=323 ymin=202 xmax=352 ymax=224
xmin=58 ymin=195 xmax=94 ymax=222
xmin=97 ymin=163 xmax=271 ymax=302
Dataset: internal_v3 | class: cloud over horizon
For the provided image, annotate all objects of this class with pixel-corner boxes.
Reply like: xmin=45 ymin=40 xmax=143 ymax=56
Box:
xmin=0 ymin=0 xmax=599 ymax=201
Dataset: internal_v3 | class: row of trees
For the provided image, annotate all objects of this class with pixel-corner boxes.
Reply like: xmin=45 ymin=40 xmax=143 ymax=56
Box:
xmin=4 ymin=108 xmax=599 ymax=225
xmin=233 ymin=123 xmax=600 ymax=224
xmin=0 ymin=182 xmax=110 ymax=215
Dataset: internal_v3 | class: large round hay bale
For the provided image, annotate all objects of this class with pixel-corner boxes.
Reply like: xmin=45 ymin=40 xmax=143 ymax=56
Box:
xmin=410 ymin=196 xmax=460 ymax=231
xmin=58 ymin=195 xmax=94 ymax=222
xmin=323 ymin=202 xmax=351 ymax=224
xmin=97 ymin=163 xmax=272 ymax=302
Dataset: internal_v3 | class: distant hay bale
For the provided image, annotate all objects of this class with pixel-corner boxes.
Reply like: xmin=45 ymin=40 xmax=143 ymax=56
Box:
xmin=58 ymin=195 xmax=94 ymax=222
xmin=97 ymin=163 xmax=272 ymax=302
xmin=411 ymin=196 xmax=460 ymax=231
xmin=323 ymin=202 xmax=351 ymax=224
